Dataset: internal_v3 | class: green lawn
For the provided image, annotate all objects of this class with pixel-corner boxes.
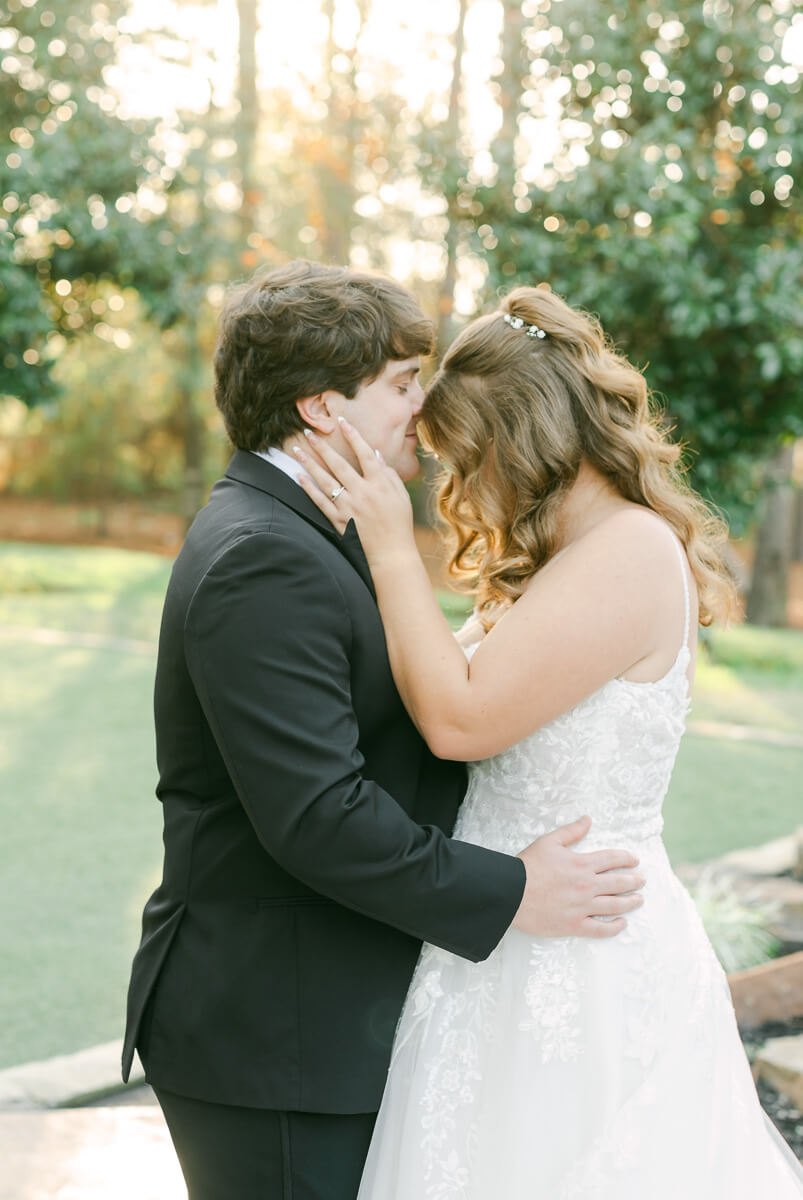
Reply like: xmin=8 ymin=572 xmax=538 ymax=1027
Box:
xmin=0 ymin=542 xmax=170 ymax=640
xmin=1 ymin=544 xmax=801 ymax=1069
xmin=1 ymin=545 xmax=170 ymax=1069
xmin=691 ymin=625 xmax=803 ymax=733
xmin=665 ymin=625 xmax=803 ymax=860
xmin=1 ymin=640 xmax=162 ymax=1066
xmin=665 ymin=735 xmax=803 ymax=862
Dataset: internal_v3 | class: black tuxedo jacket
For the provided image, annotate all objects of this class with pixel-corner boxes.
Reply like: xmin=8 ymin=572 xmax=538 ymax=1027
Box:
xmin=123 ymin=451 xmax=524 ymax=1113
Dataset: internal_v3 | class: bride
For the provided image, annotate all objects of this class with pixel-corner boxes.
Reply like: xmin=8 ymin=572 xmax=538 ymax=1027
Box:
xmin=295 ymin=286 xmax=803 ymax=1197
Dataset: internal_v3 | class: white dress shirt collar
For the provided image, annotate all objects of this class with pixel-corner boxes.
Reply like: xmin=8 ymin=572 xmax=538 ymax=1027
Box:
xmin=252 ymin=446 xmax=311 ymax=486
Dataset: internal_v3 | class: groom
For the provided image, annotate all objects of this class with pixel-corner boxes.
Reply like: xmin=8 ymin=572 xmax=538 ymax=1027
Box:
xmin=123 ymin=260 xmax=643 ymax=1200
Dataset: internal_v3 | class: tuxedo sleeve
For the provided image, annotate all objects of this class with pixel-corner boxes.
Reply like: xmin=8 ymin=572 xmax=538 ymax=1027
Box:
xmin=183 ymin=530 xmax=525 ymax=963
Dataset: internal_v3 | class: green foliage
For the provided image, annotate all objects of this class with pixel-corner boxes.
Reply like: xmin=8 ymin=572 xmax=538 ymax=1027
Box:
xmin=0 ymin=0 xmax=236 ymax=412
xmin=0 ymin=0 xmax=171 ymax=401
xmin=10 ymin=311 xmax=186 ymax=500
xmin=703 ymin=623 xmax=803 ymax=677
xmin=475 ymin=0 xmax=803 ymax=523
xmin=685 ymin=869 xmax=781 ymax=972
xmin=2 ymin=0 xmax=800 ymax=525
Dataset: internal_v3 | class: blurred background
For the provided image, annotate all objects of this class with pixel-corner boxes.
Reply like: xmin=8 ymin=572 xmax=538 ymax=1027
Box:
xmin=1 ymin=0 xmax=802 ymax=1124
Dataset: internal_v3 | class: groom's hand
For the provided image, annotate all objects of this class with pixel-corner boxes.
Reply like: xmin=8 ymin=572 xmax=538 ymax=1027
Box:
xmin=512 ymin=815 xmax=645 ymax=938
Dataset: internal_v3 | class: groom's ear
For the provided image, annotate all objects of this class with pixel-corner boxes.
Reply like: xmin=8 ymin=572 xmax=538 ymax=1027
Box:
xmin=295 ymin=391 xmax=342 ymax=435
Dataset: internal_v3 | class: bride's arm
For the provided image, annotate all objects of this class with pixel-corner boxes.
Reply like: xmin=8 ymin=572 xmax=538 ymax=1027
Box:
xmin=295 ymin=421 xmax=673 ymax=761
xmin=296 ymin=425 xmax=473 ymax=742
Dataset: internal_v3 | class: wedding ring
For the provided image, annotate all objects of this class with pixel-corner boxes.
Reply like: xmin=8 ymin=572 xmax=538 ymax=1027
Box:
xmin=330 ymin=485 xmax=346 ymax=501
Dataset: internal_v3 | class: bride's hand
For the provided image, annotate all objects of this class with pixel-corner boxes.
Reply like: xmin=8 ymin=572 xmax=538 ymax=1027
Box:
xmin=292 ymin=418 xmax=416 ymax=566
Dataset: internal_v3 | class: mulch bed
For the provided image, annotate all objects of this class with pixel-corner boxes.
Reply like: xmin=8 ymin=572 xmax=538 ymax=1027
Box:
xmin=0 ymin=495 xmax=185 ymax=556
xmin=0 ymin=496 xmax=455 ymax=587
xmin=742 ymin=1016 xmax=803 ymax=1161
xmin=757 ymin=1078 xmax=803 ymax=1161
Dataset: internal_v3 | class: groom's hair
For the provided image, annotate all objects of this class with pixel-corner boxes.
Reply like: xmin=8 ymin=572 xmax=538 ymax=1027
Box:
xmin=214 ymin=260 xmax=435 ymax=451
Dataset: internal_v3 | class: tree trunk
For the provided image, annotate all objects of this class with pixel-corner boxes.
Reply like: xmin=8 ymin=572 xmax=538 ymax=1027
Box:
xmin=436 ymin=0 xmax=469 ymax=355
xmin=319 ymin=0 xmax=362 ymax=264
xmin=178 ymin=308 xmax=207 ymax=532
xmin=494 ymin=0 xmax=526 ymax=197
xmin=746 ymin=444 xmax=796 ymax=627
xmin=793 ymin=479 xmax=803 ymax=563
xmin=237 ymin=0 xmax=260 ymax=248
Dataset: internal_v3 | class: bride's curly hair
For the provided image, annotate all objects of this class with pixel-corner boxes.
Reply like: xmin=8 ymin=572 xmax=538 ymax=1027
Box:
xmin=421 ymin=285 xmax=737 ymax=628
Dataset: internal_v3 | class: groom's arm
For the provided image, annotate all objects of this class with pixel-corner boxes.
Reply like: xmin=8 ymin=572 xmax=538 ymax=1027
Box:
xmin=184 ymin=530 xmax=525 ymax=963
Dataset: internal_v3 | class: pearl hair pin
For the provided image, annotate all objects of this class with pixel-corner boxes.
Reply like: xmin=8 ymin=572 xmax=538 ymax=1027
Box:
xmin=503 ymin=313 xmax=547 ymax=339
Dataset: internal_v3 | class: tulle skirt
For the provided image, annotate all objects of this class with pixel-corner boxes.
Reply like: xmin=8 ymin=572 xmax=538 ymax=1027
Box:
xmin=358 ymin=843 xmax=803 ymax=1199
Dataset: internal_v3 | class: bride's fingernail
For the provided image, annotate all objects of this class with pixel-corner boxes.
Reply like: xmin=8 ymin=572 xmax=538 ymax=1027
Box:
xmin=291 ymin=445 xmax=305 ymax=459
xmin=303 ymin=428 xmax=317 ymax=441
xmin=375 ymin=448 xmax=384 ymax=462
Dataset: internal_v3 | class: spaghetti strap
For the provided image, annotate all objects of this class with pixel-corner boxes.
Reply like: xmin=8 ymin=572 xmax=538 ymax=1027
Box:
xmin=669 ymin=534 xmax=691 ymax=651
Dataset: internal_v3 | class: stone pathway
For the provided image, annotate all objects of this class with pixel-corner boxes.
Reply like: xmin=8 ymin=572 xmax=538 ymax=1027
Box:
xmin=0 ymin=1106 xmax=186 ymax=1199
xmin=1 ymin=1010 xmax=801 ymax=1198
xmin=0 ymin=1045 xmax=186 ymax=1199
xmin=758 ymin=1034 xmax=803 ymax=1111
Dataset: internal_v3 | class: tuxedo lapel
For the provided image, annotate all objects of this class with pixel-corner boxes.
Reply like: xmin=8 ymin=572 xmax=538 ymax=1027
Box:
xmin=338 ymin=522 xmax=376 ymax=599
xmin=224 ymin=450 xmax=377 ymax=598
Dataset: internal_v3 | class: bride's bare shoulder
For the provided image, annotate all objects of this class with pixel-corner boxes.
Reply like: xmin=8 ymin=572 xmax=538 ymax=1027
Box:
xmin=575 ymin=504 xmax=682 ymax=564
xmin=523 ymin=505 xmax=684 ymax=604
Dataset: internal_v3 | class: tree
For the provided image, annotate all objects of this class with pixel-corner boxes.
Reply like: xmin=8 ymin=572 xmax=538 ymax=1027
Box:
xmin=9 ymin=301 xmax=187 ymax=507
xmin=746 ymin=443 xmax=797 ymax=625
xmin=0 ymin=0 xmax=252 ymax=522
xmin=402 ymin=0 xmax=472 ymax=525
xmin=434 ymin=0 xmax=469 ymax=354
xmin=493 ymin=0 xmax=528 ymax=201
xmin=236 ymin=0 xmax=260 ymax=247
xmin=475 ymin=0 xmax=803 ymax=525
xmin=0 ymin=0 xmax=181 ymax=405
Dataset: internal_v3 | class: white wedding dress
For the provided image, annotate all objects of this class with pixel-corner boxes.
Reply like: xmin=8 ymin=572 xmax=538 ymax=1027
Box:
xmin=358 ymin=540 xmax=803 ymax=1198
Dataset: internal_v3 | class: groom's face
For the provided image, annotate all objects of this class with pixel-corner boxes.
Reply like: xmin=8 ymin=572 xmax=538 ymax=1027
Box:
xmin=330 ymin=357 xmax=425 ymax=482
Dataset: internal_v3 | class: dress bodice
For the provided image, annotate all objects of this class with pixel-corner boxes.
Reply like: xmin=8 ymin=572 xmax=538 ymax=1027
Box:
xmin=455 ymin=645 xmax=691 ymax=856
xmin=455 ymin=532 xmax=693 ymax=857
